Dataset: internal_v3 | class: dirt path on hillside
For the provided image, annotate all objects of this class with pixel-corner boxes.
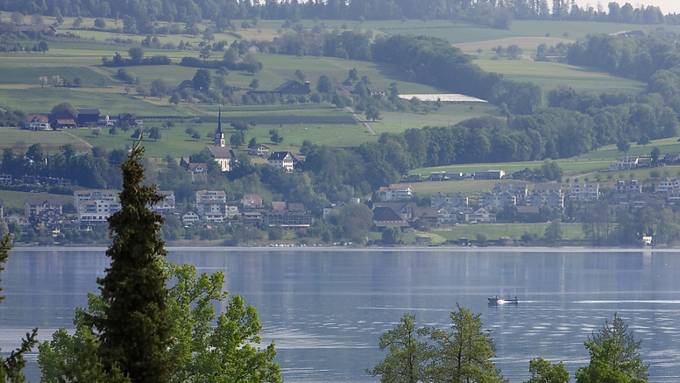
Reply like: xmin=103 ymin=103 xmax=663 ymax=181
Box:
xmin=345 ymin=107 xmax=376 ymax=135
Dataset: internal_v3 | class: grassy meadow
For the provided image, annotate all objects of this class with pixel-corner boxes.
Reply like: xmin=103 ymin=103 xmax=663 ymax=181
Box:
xmin=474 ymin=58 xmax=644 ymax=92
xmin=0 ymin=14 xmax=663 ymax=161
xmin=0 ymin=190 xmax=73 ymax=210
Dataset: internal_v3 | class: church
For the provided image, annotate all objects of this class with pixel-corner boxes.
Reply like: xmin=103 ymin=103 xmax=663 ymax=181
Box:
xmin=207 ymin=109 xmax=236 ymax=172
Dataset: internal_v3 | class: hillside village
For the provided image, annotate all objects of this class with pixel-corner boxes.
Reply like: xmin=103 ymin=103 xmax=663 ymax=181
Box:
xmin=6 ymin=104 xmax=680 ymax=247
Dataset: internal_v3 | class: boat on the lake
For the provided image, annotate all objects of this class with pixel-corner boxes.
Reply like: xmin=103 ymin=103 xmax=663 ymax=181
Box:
xmin=488 ymin=296 xmax=519 ymax=305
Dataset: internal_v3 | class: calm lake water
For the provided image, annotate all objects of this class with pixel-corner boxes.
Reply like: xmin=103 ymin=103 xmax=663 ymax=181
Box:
xmin=2 ymin=248 xmax=680 ymax=382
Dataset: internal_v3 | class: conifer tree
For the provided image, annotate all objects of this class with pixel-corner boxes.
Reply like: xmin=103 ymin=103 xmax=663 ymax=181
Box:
xmin=93 ymin=143 xmax=174 ymax=382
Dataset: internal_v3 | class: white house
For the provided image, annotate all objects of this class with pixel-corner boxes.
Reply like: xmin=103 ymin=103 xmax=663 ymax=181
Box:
xmin=568 ymin=183 xmax=600 ymax=201
xmin=376 ymin=186 xmax=413 ymax=202
xmin=152 ymin=191 xmax=176 ymax=212
xmin=182 ymin=212 xmax=200 ymax=226
xmin=26 ymin=114 xmax=50 ymax=130
xmin=268 ymin=151 xmax=297 ymax=172
xmin=74 ymin=190 xmax=121 ymax=223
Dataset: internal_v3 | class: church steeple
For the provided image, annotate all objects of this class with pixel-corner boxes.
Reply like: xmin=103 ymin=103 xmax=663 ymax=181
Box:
xmin=214 ymin=107 xmax=225 ymax=147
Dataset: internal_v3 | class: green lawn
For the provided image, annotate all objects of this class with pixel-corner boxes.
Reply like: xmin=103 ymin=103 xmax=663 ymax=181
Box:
xmin=475 ymin=58 xmax=644 ymax=92
xmin=433 ymin=222 xmax=585 ymax=241
xmin=0 ymin=128 xmax=91 ymax=152
xmin=395 ymin=180 xmax=529 ymax=196
xmin=0 ymin=65 xmax=112 ymax=87
xmin=0 ymin=87 xmax=190 ymax=115
xmin=371 ymin=103 xmax=499 ymax=135
xmin=410 ymin=136 xmax=680 ymax=180
xmin=0 ymin=190 xmax=73 ymax=210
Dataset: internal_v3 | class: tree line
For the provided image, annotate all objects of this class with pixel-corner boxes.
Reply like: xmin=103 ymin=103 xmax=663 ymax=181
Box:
xmin=372 ymin=307 xmax=648 ymax=383
xmin=0 ymin=0 xmax=674 ymax=32
xmin=252 ymin=32 xmax=541 ymax=114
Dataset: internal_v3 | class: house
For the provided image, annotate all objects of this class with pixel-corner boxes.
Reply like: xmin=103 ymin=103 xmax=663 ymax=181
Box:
xmin=474 ymin=170 xmax=505 ymax=180
xmin=373 ymin=206 xmax=409 ymax=228
xmin=374 ymin=202 xmax=416 ymax=222
xmin=248 ymin=144 xmax=270 ymax=157
xmin=494 ymin=183 xmax=529 ymax=198
xmin=465 ymin=207 xmax=496 ymax=224
xmin=207 ymin=109 xmax=235 ymax=172
xmin=54 ymin=118 xmax=77 ymax=129
xmin=412 ymin=206 xmax=439 ymax=227
xmin=663 ymin=153 xmax=680 ymax=165
xmin=656 ymin=178 xmax=680 ymax=193
xmin=225 ymin=205 xmax=240 ymax=218
xmin=152 ymin=191 xmax=176 ymax=213
xmin=76 ymin=108 xmax=101 ymax=126
xmin=610 ymin=156 xmax=639 ymax=171
xmin=196 ymin=190 xmax=227 ymax=204
xmin=375 ymin=186 xmax=413 ymax=202
xmin=273 ymin=80 xmax=311 ymax=95
xmin=431 ymin=192 xmax=468 ymax=209
xmin=436 ymin=206 xmax=466 ymax=225
xmin=568 ymin=183 xmax=600 ymax=201
xmin=180 ymin=158 xmax=209 ymax=182
xmin=268 ymin=151 xmax=298 ymax=172
xmin=526 ymin=183 xmax=565 ymax=210
xmin=264 ymin=202 xmax=312 ymax=228
xmin=480 ymin=191 xmax=516 ymax=209
xmin=25 ymin=114 xmax=50 ymax=130
xmin=74 ymin=189 xmax=121 ymax=223
xmin=182 ymin=212 xmax=200 ymax=226
xmin=24 ymin=199 xmax=63 ymax=222
xmin=242 ymin=211 xmax=264 ymax=226
xmin=241 ymin=194 xmax=264 ymax=210
xmin=616 ymin=180 xmax=642 ymax=194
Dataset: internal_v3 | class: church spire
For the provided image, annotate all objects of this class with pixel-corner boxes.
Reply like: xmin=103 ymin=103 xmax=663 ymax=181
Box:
xmin=217 ymin=106 xmax=222 ymax=135
xmin=214 ymin=106 xmax=225 ymax=147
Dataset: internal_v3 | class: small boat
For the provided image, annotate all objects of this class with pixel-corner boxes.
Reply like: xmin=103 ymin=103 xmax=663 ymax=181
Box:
xmin=487 ymin=296 xmax=519 ymax=305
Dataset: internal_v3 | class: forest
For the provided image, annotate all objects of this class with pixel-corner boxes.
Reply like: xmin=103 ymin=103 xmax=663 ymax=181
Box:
xmin=0 ymin=0 xmax=671 ymax=33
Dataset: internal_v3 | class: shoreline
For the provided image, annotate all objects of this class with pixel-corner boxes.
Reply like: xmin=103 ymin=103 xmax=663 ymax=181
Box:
xmin=9 ymin=245 xmax=677 ymax=253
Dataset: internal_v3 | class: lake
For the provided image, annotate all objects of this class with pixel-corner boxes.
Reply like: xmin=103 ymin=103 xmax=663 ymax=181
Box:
xmin=2 ymin=248 xmax=680 ymax=382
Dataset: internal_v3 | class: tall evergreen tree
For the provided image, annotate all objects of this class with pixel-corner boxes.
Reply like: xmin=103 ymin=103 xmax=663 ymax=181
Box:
xmin=93 ymin=143 xmax=174 ymax=382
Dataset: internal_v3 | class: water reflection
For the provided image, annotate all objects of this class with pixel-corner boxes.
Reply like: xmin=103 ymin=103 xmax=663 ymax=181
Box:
xmin=1 ymin=249 xmax=680 ymax=382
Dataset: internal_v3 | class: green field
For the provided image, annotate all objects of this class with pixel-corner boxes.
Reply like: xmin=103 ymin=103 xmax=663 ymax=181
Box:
xmin=0 ymin=128 xmax=91 ymax=151
xmin=475 ymin=58 xmax=644 ymax=92
xmin=433 ymin=222 xmax=585 ymax=241
xmin=370 ymin=103 xmax=499 ymax=134
xmin=0 ymin=190 xmax=73 ymax=210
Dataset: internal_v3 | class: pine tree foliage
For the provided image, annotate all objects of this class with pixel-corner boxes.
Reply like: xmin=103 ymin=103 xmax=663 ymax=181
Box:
xmin=369 ymin=313 xmax=428 ymax=383
xmin=93 ymin=143 xmax=174 ymax=382
xmin=576 ymin=313 xmax=648 ymax=383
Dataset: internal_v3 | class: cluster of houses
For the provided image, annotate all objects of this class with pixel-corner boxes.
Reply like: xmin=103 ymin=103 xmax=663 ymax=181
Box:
xmin=609 ymin=153 xmax=680 ymax=171
xmin=11 ymin=186 xmax=313 ymax=237
xmin=182 ymin=191 xmax=312 ymax=228
xmin=24 ymin=108 xmax=140 ymax=131
xmin=180 ymin=110 xmax=301 ymax=176
xmin=370 ymin=182 xmax=601 ymax=228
